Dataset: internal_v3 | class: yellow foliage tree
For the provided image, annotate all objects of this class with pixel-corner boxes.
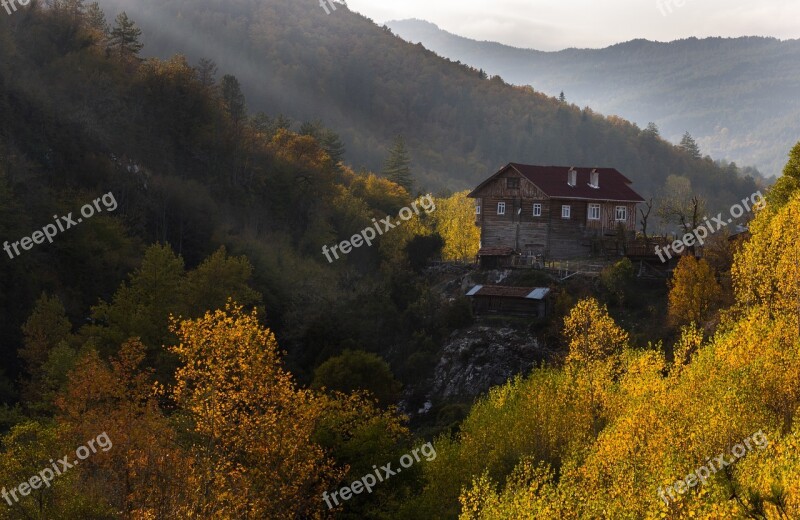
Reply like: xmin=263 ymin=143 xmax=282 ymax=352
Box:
xmin=169 ymin=302 xmax=340 ymax=519
xmin=431 ymin=191 xmax=480 ymax=262
xmin=668 ymin=255 xmax=723 ymax=328
xmin=57 ymin=340 xmax=191 ymax=517
xmin=733 ymin=192 xmax=800 ymax=334
xmin=563 ymin=298 xmax=629 ymax=365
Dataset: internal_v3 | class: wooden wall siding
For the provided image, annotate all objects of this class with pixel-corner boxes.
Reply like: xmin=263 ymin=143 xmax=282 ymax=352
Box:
xmin=584 ymin=202 xmax=638 ymax=233
xmin=472 ymin=297 xmax=547 ymax=317
xmin=473 ymin=176 xmax=639 ymax=259
xmin=472 ymin=171 xmax=549 ymax=200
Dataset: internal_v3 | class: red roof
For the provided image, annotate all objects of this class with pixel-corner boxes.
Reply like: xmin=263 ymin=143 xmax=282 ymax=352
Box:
xmin=470 ymin=164 xmax=645 ymax=203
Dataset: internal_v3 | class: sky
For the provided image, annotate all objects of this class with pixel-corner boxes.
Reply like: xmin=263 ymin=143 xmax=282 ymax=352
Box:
xmin=344 ymin=0 xmax=800 ymax=51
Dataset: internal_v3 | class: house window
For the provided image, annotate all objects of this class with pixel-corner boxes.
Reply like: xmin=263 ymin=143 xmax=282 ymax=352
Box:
xmin=497 ymin=202 xmax=506 ymax=215
xmin=476 ymin=205 xmax=481 ymax=215
xmin=588 ymin=204 xmax=601 ymax=220
xmin=562 ymin=205 xmax=571 ymax=219
xmin=506 ymin=178 xmax=520 ymax=189
xmin=533 ymin=203 xmax=542 ymax=217
xmin=615 ymin=206 xmax=628 ymax=221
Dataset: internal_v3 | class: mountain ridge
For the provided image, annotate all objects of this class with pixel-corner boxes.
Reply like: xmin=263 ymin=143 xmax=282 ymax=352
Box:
xmin=91 ymin=0 xmax=762 ymax=210
xmin=388 ymin=18 xmax=800 ymax=176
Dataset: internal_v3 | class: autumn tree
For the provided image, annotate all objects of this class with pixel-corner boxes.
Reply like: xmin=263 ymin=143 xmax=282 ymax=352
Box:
xmin=431 ymin=191 xmax=480 ymax=262
xmin=169 ymin=302 xmax=340 ymax=519
xmin=767 ymin=140 xmax=800 ymax=209
xmin=668 ymin=255 xmax=722 ymax=328
xmin=733 ymin=186 xmax=800 ymax=334
xmin=564 ymin=298 xmax=629 ymax=365
xmin=563 ymin=298 xmax=629 ymax=435
xmin=57 ymin=340 xmax=190 ymax=517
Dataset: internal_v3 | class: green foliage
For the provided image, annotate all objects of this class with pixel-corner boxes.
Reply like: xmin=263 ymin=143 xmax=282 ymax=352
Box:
xmin=220 ymin=74 xmax=246 ymax=127
xmin=108 ymin=12 xmax=143 ymax=59
xmin=312 ymin=350 xmax=402 ymax=407
xmin=680 ymin=131 xmax=702 ymax=159
xmin=405 ymin=233 xmax=444 ymax=272
xmin=383 ymin=135 xmax=414 ymax=193
xmin=767 ymin=141 xmax=800 ymax=209
xmin=599 ymin=258 xmax=635 ymax=307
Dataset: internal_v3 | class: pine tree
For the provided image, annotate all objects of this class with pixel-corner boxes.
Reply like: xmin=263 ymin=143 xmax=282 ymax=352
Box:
xmin=321 ymin=129 xmax=345 ymax=165
xmin=109 ymin=12 xmax=144 ymax=60
xmin=382 ymin=135 xmax=413 ymax=193
xmin=679 ymin=131 xmax=702 ymax=159
xmin=195 ymin=58 xmax=217 ymax=89
xmin=221 ymin=74 xmax=247 ymax=127
xmin=558 ymin=91 xmax=566 ymax=103
xmin=644 ymin=122 xmax=660 ymax=138
xmin=85 ymin=2 xmax=107 ymax=36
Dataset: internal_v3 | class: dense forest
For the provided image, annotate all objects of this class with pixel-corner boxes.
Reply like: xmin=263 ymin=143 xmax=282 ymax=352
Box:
xmin=2 ymin=1 xmax=800 ymax=519
xmin=389 ymin=19 xmax=800 ymax=177
xmin=89 ymin=0 xmax=765 ymax=213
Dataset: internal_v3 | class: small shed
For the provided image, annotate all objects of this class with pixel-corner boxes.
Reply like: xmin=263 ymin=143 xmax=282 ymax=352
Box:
xmin=466 ymin=285 xmax=551 ymax=317
xmin=476 ymin=247 xmax=518 ymax=269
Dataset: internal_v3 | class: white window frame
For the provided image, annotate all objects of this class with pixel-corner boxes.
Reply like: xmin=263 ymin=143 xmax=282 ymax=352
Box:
xmin=588 ymin=203 xmax=601 ymax=220
xmin=615 ymin=206 xmax=628 ymax=221
xmin=497 ymin=202 xmax=506 ymax=215
xmin=476 ymin=205 xmax=481 ymax=215
xmin=562 ymin=205 xmax=571 ymax=219
xmin=533 ymin=203 xmax=542 ymax=217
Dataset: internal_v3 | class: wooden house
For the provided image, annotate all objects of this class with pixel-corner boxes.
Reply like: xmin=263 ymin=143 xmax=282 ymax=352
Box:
xmin=466 ymin=285 xmax=551 ymax=317
xmin=468 ymin=164 xmax=645 ymax=265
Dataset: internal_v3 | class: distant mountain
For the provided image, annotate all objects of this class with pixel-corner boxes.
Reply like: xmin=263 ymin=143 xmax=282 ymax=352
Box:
xmin=388 ymin=19 xmax=800 ymax=177
xmin=91 ymin=0 xmax=761 ymax=210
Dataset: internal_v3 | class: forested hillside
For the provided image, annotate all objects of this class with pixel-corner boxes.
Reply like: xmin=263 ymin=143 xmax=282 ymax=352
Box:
xmin=4 ymin=1 xmax=800 ymax=519
xmin=90 ymin=0 xmax=763 ymax=212
xmin=0 ymin=0 xmax=480 ymax=418
xmin=389 ymin=19 xmax=800 ymax=177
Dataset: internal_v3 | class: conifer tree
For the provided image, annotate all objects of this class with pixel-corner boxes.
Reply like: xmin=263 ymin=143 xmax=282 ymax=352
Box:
xmin=679 ymin=131 xmax=702 ymax=159
xmin=382 ymin=135 xmax=413 ymax=193
xmin=109 ymin=12 xmax=144 ymax=60
xmin=85 ymin=2 xmax=106 ymax=31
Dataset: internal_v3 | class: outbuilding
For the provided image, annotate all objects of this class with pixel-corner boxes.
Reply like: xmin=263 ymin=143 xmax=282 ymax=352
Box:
xmin=466 ymin=285 xmax=551 ymax=317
